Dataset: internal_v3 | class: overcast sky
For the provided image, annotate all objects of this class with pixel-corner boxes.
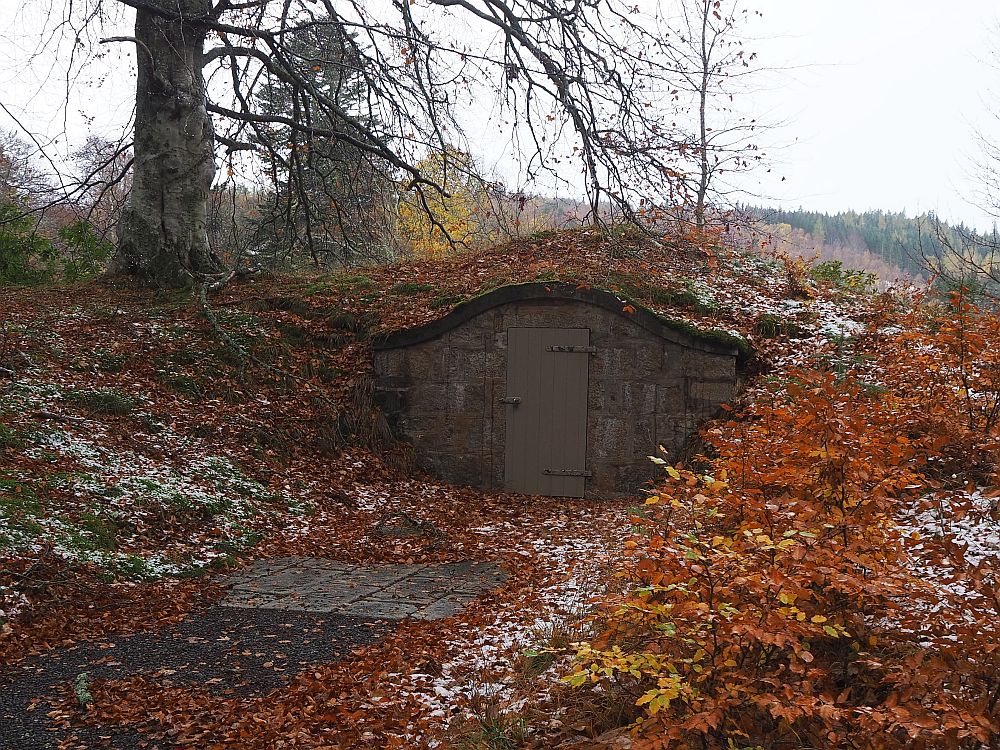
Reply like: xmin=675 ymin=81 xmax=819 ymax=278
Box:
xmin=0 ymin=0 xmax=998 ymax=230
xmin=741 ymin=0 xmax=1000 ymax=230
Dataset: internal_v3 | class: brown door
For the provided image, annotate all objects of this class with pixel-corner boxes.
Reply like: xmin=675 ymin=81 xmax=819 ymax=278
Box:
xmin=503 ymin=327 xmax=591 ymax=497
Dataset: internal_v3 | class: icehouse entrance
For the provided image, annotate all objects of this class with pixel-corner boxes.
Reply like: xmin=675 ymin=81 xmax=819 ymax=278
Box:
xmin=373 ymin=282 xmax=740 ymax=499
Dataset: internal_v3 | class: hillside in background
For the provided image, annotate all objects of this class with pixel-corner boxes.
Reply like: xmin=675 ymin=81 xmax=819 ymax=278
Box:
xmin=742 ymin=206 xmax=999 ymax=284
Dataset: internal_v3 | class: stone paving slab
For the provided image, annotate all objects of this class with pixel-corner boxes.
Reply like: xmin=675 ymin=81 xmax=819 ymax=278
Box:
xmin=222 ymin=558 xmax=507 ymax=620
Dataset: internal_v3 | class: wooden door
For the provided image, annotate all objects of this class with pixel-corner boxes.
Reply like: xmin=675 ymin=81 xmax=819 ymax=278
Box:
xmin=503 ymin=327 xmax=591 ymax=497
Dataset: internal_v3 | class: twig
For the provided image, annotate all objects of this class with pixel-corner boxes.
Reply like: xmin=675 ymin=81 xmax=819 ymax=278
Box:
xmin=34 ymin=410 xmax=86 ymax=424
xmin=371 ymin=511 xmax=443 ymax=539
xmin=197 ymin=280 xmax=295 ymax=377
xmin=99 ymin=36 xmax=154 ymax=63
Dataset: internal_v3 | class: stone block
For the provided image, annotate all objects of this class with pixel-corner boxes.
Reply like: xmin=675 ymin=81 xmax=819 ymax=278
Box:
xmin=447 ymin=382 xmax=485 ymax=413
xmin=614 ymin=462 xmax=659 ymax=494
xmin=629 ymin=413 xmax=656 ymax=454
xmin=485 ymin=350 xmax=506 ymax=378
xmin=447 ymin=323 xmax=490 ymax=350
xmin=447 ymin=347 xmax=486 ymax=381
xmin=683 ymin=352 xmax=736 ymax=381
xmin=422 ymin=451 xmax=481 ymax=486
xmin=402 ymin=345 xmax=448 ymax=381
xmin=687 ymin=379 xmax=736 ymax=412
xmin=509 ymin=302 xmax=598 ymax=331
xmin=489 ymin=453 xmax=505 ymax=489
xmin=609 ymin=314 xmax=643 ymax=338
xmin=595 ymin=379 xmax=623 ymax=411
xmin=444 ymin=416 xmax=484 ymax=451
xmin=591 ymin=417 xmax=629 ymax=460
xmin=374 ymin=592 xmax=439 ymax=608
xmin=590 ymin=347 xmax=632 ymax=378
xmin=623 ymin=381 xmax=657 ymax=414
xmin=587 ymin=380 xmax=604 ymax=411
xmin=223 ymin=592 xmax=291 ymax=609
xmin=655 ymin=413 xmax=697 ymax=457
xmin=655 ymin=381 xmax=685 ymax=414
xmin=406 ymin=383 xmax=448 ymax=414
xmin=412 ymin=598 xmax=465 ymax=620
xmin=373 ymin=388 xmax=403 ymax=417
xmin=634 ymin=343 xmax=663 ymax=377
xmin=349 ymin=600 xmax=419 ymax=620
xmin=374 ymin=348 xmax=406 ymax=377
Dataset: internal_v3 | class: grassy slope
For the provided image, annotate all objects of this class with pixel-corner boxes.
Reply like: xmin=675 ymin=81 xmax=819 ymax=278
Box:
xmin=1 ymin=228 xmax=996 ymax=746
xmin=0 ymin=228 xmax=874 ymax=633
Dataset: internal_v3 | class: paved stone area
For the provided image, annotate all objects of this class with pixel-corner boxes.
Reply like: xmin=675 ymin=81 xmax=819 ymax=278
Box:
xmin=222 ymin=557 xmax=507 ymax=620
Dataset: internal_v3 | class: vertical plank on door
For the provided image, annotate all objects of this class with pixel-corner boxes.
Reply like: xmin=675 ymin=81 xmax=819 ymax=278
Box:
xmin=504 ymin=328 xmax=590 ymax=497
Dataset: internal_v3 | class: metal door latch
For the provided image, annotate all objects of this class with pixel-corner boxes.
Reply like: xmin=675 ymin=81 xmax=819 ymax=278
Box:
xmin=543 ymin=469 xmax=593 ymax=477
xmin=498 ymin=396 xmax=521 ymax=405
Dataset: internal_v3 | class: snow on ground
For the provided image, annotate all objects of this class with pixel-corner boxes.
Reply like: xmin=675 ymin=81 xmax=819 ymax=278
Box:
xmin=903 ymin=489 xmax=1000 ymax=594
xmin=389 ymin=506 xmax=630 ymax=744
xmin=0 ymin=378 xmax=311 ymax=584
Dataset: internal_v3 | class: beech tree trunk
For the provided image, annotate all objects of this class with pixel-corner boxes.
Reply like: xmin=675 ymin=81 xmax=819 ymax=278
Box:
xmin=109 ymin=1 xmax=221 ymax=287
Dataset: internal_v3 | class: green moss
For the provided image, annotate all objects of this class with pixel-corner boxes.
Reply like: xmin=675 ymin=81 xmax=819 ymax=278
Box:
xmin=112 ymin=554 xmax=156 ymax=581
xmin=276 ymin=322 xmax=312 ymax=346
xmin=0 ymin=477 xmax=43 ymax=549
xmin=0 ymin=424 xmax=25 ymax=451
xmin=159 ymin=373 xmax=204 ymax=400
xmin=213 ymin=530 xmax=264 ymax=555
xmin=162 ymin=488 xmax=233 ymax=520
xmin=476 ymin=277 xmax=514 ymax=298
xmin=753 ymin=313 xmax=802 ymax=339
xmin=64 ymin=388 xmax=136 ymax=416
xmin=95 ymin=350 xmax=127 ymax=373
xmin=327 ymin=310 xmax=380 ymax=340
xmin=330 ymin=273 xmax=376 ymax=292
xmin=609 ymin=272 xmax=718 ymax=315
xmin=151 ymin=287 xmax=195 ymax=309
xmin=532 ymin=270 xmax=560 ymax=282
xmin=299 ymin=361 xmax=342 ymax=383
xmin=75 ymin=510 xmax=121 ymax=551
xmin=68 ymin=348 xmax=127 ymax=374
xmin=0 ymin=475 xmax=41 ymax=514
xmin=653 ymin=313 xmax=750 ymax=357
xmin=249 ymin=296 xmax=313 ymax=316
xmin=428 ymin=293 xmax=464 ymax=310
xmin=524 ymin=228 xmax=562 ymax=243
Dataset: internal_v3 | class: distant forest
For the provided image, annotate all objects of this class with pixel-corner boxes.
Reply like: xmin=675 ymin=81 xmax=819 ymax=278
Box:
xmin=743 ymin=206 xmax=1000 ymax=283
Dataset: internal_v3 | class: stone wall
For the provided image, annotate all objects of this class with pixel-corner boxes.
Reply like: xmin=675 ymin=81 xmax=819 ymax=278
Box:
xmin=374 ymin=287 xmax=738 ymax=499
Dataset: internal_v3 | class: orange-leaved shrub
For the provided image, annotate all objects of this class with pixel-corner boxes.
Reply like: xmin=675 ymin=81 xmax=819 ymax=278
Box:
xmin=571 ymin=364 xmax=999 ymax=749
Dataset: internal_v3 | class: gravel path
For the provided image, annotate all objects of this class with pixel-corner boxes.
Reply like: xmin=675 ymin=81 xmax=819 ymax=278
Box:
xmin=0 ymin=606 xmax=391 ymax=750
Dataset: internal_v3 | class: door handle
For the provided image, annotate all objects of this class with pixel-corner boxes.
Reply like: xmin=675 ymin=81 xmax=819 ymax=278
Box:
xmin=498 ymin=396 xmax=521 ymax=405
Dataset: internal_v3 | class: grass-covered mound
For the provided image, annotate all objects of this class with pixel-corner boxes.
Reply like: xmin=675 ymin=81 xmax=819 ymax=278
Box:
xmin=2 ymin=227 xmax=995 ymax=748
xmin=0 ymin=228 xmax=886 ymax=628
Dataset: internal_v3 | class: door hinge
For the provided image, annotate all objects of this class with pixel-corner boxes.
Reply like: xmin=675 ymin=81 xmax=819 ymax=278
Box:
xmin=543 ymin=469 xmax=592 ymax=477
xmin=546 ymin=345 xmax=596 ymax=354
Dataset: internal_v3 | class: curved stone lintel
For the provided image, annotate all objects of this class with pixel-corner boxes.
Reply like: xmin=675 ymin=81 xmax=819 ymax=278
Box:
xmin=373 ymin=281 xmax=742 ymax=357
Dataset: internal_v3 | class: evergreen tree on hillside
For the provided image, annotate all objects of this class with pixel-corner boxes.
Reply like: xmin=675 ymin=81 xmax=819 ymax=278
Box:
xmin=252 ymin=23 xmax=397 ymax=267
xmin=744 ymin=206 xmax=993 ymax=282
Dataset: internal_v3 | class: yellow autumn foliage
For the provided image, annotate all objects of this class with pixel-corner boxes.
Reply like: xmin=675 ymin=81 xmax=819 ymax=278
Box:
xmin=397 ymin=146 xmax=495 ymax=257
